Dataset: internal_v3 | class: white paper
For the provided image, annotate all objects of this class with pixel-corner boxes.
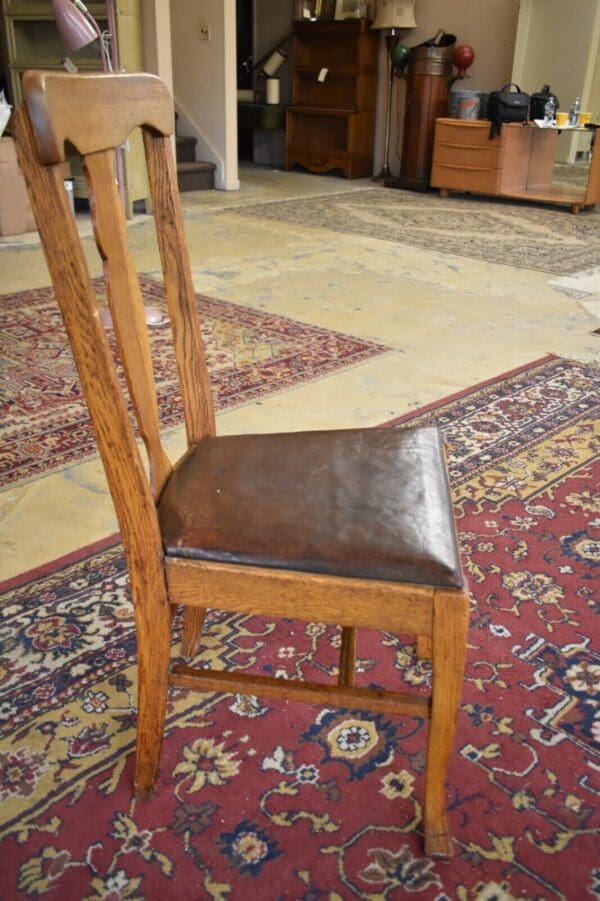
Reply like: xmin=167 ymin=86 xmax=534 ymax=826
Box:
xmin=0 ymin=91 xmax=11 ymax=138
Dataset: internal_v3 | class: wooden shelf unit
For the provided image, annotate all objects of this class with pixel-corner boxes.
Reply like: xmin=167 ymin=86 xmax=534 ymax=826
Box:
xmin=285 ymin=19 xmax=378 ymax=179
xmin=431 ymin=118 xmax=600 ymax=214
xmin=1 ymin=0 xmax=149 ymax=217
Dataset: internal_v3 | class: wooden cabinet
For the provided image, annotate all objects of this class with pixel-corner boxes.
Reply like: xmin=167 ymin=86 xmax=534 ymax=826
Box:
xmin=1 ymin=0 xmax=149 ymax=216
xmin=285 ymin=19 xmax=378 ymax=179
xmin=431 ymin=118 xmax=600 ymax=214
xmin=396 ymin=46 xmax=453 ymax=192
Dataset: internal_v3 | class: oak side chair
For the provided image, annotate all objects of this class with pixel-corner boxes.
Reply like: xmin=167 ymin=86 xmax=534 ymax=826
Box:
xmin=14 ymin=70 xmax=470 ymax=857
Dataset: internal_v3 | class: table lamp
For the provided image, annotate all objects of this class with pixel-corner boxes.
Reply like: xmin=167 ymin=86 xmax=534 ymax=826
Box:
xmin=52 ymin=0 xmax=117 ymax=72
xmin=372 ymin=0 xmax=418 ymax=180
xmin=52 ymin=0 xmax=123 ymax=206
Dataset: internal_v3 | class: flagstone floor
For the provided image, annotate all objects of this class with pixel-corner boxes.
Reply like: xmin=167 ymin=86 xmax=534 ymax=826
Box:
xmin=1 ymin=163 xmax=599 ymax=580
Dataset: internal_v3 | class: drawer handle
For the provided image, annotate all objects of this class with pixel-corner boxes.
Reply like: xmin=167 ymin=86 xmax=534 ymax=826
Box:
xmin=439 ymin=142 xmax=498 ymax=150
xmin=438 ymin=163 xmax=495 ymax=173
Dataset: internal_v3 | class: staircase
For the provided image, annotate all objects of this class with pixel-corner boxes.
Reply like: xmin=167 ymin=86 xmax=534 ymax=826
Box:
xmin=176 ymin=134 xmax=216 ymax=192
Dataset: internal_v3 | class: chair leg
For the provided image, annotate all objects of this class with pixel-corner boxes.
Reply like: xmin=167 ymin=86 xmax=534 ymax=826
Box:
xmin=339 ymin=626 xmax=356 ymax=687
xmin=416 ymin=634 xmax=432 ymax=660
xmin=181 ymin=606 xmax=206 ymax=658
xmin=133 ymin=584 xmax=172 ymax=800
xmin=423 ymin=589 xmax=469 ymax=856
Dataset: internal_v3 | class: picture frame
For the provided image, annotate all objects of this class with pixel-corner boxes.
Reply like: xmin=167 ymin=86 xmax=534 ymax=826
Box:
xmin=317 ymin=0 xmax=336 ymax=19
xmin=334 ymin=0 xmax=368 ymax=19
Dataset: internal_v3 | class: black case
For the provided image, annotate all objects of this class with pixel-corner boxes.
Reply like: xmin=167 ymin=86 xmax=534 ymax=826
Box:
xmin=529 ymin=84 xmax=560 ymax=120
xmin=487 ymin=83 xmax=529 ymax=139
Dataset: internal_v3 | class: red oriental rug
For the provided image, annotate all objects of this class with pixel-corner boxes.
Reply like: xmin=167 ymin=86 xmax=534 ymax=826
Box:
xmin=0 ymin=276 xmax=390 ymax=487
xmin=0 ymin=356 xmax=598 ymax=899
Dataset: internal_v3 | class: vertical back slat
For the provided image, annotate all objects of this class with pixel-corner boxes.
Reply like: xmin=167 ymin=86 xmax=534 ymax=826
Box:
xmin=143 ymin=129 xmax=216 ymax=445
xmin=84 ymin=149 xmax=172 ymax=497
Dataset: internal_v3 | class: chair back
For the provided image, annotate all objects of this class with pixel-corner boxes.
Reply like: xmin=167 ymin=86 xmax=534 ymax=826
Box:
xmin=14 ymin=71 xmax=215 ymax=569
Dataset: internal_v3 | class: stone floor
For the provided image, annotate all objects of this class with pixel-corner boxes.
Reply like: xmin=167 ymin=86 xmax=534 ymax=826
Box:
xmin=1 ymin=163 xmax=599 ymax=580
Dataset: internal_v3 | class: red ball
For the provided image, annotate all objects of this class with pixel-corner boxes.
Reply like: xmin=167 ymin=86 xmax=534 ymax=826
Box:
xmin=453 ymin=44 xmax=475 ymax=76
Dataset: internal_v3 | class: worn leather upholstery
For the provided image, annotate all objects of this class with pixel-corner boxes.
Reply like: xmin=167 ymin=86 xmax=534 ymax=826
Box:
xmin=158 ymin=425 xmax=463 ymax=587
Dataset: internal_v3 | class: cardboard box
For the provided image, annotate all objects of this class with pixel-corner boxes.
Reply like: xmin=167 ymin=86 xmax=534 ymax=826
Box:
xmin=0 ymin=136 xmax=37 ymax=237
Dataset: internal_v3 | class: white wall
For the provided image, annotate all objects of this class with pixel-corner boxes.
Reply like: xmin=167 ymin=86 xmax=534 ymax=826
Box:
xmin=512 ymin=0 xmax=600 ymax=162
xmin=142 ymin=0 xmax=173 ymax=95
xmin=374 ymin=0 xmax=521 ymax=176
xmin=170 ymin=0 xmax=239 ymax=190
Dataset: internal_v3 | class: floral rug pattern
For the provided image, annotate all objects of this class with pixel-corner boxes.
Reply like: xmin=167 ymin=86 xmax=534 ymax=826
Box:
xmin=229 ymin=187 xmax=600 ymax=274
xmin=0 ymin=276 xmax=389 ymax=487
xmin=0 ymin=356 xmax=598 ymax=899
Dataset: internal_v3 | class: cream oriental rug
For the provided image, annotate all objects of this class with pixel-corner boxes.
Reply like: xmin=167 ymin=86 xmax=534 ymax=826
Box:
xmin=227 ymin=186 xmax=600 ymax=275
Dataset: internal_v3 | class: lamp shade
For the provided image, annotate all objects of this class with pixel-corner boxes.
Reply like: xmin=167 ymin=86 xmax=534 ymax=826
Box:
xmin=52 ymin=0 xmax=97 ymax=52
xmin=372 ymin=0 xmax=417 ymax=29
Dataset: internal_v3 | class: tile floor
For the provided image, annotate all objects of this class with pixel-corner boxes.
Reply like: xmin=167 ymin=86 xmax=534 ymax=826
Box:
xmin=1 ymin=163 xmax=599 ymax=580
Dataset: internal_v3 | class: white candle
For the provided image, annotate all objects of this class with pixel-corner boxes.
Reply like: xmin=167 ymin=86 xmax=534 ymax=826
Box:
xmin=266 ymin=78 xmax=280 ymax=105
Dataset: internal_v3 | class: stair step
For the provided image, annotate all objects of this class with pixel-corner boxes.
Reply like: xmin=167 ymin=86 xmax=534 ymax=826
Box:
xmin=177 ymin=160 xmax=216 ymax=192
xmin=176 ymin=134 xmax=197 ymax=163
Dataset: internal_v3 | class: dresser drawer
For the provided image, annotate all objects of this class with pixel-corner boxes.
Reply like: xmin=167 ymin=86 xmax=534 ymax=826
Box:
xmin=434 ymin=141 xmax=502 ymax=169
xmin=435 ymin=119 xmax=503 ymax=148
xmin=431 ymin=162 xmax=500 ymax=195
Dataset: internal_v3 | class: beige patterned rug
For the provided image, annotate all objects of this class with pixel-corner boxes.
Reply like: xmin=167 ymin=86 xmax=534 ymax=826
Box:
xmin=228 ymin=186 xmax=600 ymax=275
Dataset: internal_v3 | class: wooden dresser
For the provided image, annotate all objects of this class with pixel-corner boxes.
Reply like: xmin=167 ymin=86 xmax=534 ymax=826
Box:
xmin=431 ymin=118 xmax=600 ymax=214
xmin=285 ymin=19 xmax=378 ymax=179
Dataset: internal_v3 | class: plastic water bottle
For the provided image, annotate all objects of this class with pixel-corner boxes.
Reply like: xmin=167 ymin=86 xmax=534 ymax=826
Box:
xmin=543 ymin=96 xmax=556 ymax=125
xmin=568 ymin=97 xmax=580 ymax=127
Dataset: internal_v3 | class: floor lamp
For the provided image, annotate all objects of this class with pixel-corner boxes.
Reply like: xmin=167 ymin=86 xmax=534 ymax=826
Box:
xmin=372 ymin=0 xmax=418 ymax=180
xmin=52 ymin=0 xmax=165 ymax=325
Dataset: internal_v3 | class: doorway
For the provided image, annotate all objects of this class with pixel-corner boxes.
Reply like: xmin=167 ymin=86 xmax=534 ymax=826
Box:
xmin=236 ymin=0 xmax=294 ymax=167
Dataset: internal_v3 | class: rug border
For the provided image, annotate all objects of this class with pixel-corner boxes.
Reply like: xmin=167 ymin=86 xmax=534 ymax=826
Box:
xmin=0 ymin=533 xmax=122 ymax=594
xmin=0 ymin=354 xmax=558 ymax=595
xmin=380 ymin=354 xmax=556 ymax=427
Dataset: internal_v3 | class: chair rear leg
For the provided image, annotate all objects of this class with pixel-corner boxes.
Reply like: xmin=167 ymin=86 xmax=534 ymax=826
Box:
xmin=181 ymin=606 xmax=206 ymax=658
xmin=416 ymin=635 xmax=432 ymax=660
xmin=339 ymin=626 xmax=356 ymax=687
xmin=133 ymin=587 xmax=172 ymax=799
xmin=423 ymin=589 xmax=469 ymax=856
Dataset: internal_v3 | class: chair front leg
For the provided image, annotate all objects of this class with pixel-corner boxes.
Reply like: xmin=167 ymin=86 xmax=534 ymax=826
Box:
xmin=423 ymin=588 xmax=469 ymax=856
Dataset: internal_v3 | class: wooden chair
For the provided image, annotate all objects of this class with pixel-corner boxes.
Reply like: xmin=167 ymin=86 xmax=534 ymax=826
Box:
xmin=14 ymin=70 xmax=470 ymax=857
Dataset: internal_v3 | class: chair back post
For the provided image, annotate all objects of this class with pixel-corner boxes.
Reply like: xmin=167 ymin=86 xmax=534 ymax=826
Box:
xmin=14 ymin=68 xmax=216 ymax=525
xmin=13 ymin=70 xmax=200 ymax=590
xmin=13 ymin=99 xmax=164 ymax=586
xmin=14 ymin=75 xmax=181 ymax=791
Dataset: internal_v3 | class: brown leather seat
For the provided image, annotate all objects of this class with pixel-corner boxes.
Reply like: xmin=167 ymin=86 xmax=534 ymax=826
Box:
xmin=159 ymin=426 xmax=463 ymax=588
